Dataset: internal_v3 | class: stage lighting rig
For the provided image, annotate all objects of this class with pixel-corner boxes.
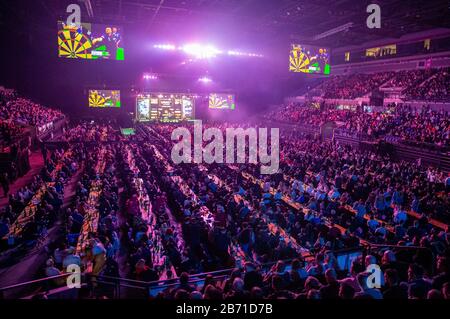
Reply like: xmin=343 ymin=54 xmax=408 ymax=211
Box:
xmin=152 ymin=43 xmax=263 ymax=59
xmin=182 ymin=44 xmax=222 ymax=59
xmin=153 ymin=44 xmax=176 ymax=50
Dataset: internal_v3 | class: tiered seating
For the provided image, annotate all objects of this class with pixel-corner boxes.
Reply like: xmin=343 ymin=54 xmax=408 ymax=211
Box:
xmin=382 ymin=69 xmax=436 ymax=90
xmin=266 ymin=104 xmax=449 ymax=146
xmin=406 ymin=67 xmax=450 ymax=101
xmin=76 ymin=147 xmax=108 ymax=254
xmin=1 ymin=120 xmax=449 ymax=300
xmin=304 ymin=67 xmax=450 ymax=102
xmin=1 ymin=144 xmax=82 ymax=249
xmin=139 ymin=123 xmax=449 ymax=300
xmin=309 ymin=72 xmax=394 ymax=99
xmin=0 ymin=89 xmax=64 ymax=127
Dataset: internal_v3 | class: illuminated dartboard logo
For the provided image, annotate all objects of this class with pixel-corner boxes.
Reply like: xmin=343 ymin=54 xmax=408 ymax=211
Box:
xmin=89 ymin=91 xmax=106 ymax=107
xmin=289 ymin=46 xmax=310 ymax=73
xmin=58 ymin=28 xmax=92 ymax=59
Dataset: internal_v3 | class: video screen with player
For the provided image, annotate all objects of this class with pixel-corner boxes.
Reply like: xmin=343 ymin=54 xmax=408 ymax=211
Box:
xmin=209 ymin=93 xmax=236 ymax=110
xmin=136 ymin=93 xmax=195 ymax=122
xmin=289 ymin=44 xmax=330 ymax=74
xmin=57 ymin=21 xmax=124 ymax=60
xmin=89 ymin=90 xmax=121 ymax=108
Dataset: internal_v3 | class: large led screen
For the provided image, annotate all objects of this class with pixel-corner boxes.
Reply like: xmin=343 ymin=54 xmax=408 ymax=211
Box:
xmin=209 ymin=93 xmax=236 ymax=110
xmin=289 ymin=44 xmax=330 ymax=74
xmin=136 ymin=94 xmax=195 ymax=122
xmin=58 ymin=21 xmax=124 ymax=60
xmin=89 ymin=90 xmax=121 ymax=108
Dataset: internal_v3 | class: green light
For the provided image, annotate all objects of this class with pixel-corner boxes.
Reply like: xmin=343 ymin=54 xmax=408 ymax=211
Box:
xmin=116 ymin=48 xmax=124 ymax=60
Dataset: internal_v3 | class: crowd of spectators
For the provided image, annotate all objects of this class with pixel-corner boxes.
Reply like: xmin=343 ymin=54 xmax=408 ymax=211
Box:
xmin=304 ymin=67 xmax=450 ymax=102
xmin=0 ymin=87 xmax=65 ymax=189
xmin=155 ymin=257 xmax=450 ymax=300
xmin=1 ymin=87 xmax=64 ymax=125
xmin=309 ymin=72 xmax=394 ymax=99
xmin=267 ymin=103 xmax=449 ymax=146
xmin=1 ymin=88 xmax=25 ymax=148
xmin=62 ymin=122 xmax=121 ymax=142
xmin=1 ymin=76 xmax=449 ymax=301
xmin=383 ymin=69 xmax=436 ymax=89
xmin=34 ymin=141 xmax=120 ymax=290
xmin=0 ymin=96 xmax=64 ymax=128
xmin=0 ymin=120 xmax=448 ymax=300
xmin=406 ymin=67 xmax=450 ymax=101
xmin=0 ymin=144 xmax=82 ymax=248
xmin=0 ymin=120 xmax=24 ymax=147
xmin=131 ymin=123 xmax=449 ymax=300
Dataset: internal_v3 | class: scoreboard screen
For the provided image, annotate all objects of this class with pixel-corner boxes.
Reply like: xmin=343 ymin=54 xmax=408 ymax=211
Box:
xmin=136 ymin=93 xmax=195 ymax=122
xmin=289 ymin=44 xmax=330 ymax=75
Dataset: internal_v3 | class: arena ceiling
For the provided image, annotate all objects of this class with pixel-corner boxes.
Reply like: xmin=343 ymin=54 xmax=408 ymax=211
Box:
xmin=34 ymin=0 xmax=450 ymax=47
xmin=1 ymin=0 xmax=449 ymax=48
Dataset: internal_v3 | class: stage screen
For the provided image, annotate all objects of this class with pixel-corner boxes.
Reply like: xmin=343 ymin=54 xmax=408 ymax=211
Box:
xmin=289 ymin=44 xmax=330 ymax=74
xmin=136 ymin=94 xmax=195 ymax=122
xmin=209 ymin=93 xmax=236 ymax=110
xmin=89 ymin=90 xmax=121 ymax=108
xmin=57 ymin=21 xmax=124 ymax=60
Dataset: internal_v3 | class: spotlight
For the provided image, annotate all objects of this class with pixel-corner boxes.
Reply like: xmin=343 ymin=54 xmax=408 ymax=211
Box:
xmin=198 ymin=76 xmax=212 ymax=83
xmin=153 ymin=44 xmax=176 ymax=50
xmin=143 ymin=73 xmax=158 ymax=80
xmin=183 ymin=44 xmax=221 ymax=59
xmin=154 ymin=42 xmax=263 ymax=58
xmin=226 ymin=50 xmax=263 ymax=58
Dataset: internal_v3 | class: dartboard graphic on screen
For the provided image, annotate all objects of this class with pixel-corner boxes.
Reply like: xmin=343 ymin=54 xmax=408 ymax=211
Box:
xmin=209 ymin=94 xmax=236 ymax=110
xmin=89 ymin=91 xmax=106 ymax=107
xmin=58 ymin=28 xmax=93 ymax=59
xmin=89 ymin=90 xmax=121 ymax=108
xmin=289 ymin=44 xmax=330 ymax=75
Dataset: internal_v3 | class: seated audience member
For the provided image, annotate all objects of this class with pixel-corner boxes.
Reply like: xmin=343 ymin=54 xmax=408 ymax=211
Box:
xmin=427 ymin=289 xmax=444 ymax=299
xmin=320 ymin=268 xmax=340 ymax=299
xmin=355 ymin=272 xmax=383 ymax=299
xmin=171 ymin=272 xmax=195 ymax=296
xmin=203 ymin=284 xmax=223 ymax=300
xmin=339 ymin=282 xmax=356 ymax=299
xmin=383 ymin=269 xmax=407 ymax=299
xmin=432 ymin=256 xmax=450 ymax=290
xmin=243 ymin=262 xmax=263 ymax=291
xmin=404 ymin=263 xmax=431 ymax=299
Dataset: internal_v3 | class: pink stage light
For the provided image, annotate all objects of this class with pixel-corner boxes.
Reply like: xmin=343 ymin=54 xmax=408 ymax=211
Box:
xmin=153 ymin=44 xmax=176 ymax=50
xmin=154 ymin=42 xmax=263 ymax=58
xmin=182 ymin=44 xmax=221 ymax=59
xmin=198 ymin=76 xmax=212 ymax=83
xmin=227 ymin=50 xmax=263 ymax=58
xmin=143 ymin=73 xmax=158 ymax=80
